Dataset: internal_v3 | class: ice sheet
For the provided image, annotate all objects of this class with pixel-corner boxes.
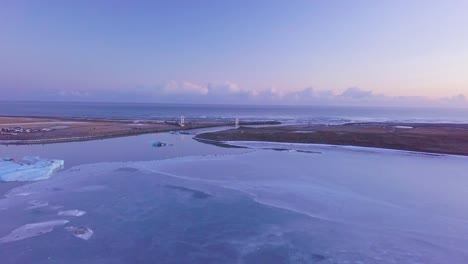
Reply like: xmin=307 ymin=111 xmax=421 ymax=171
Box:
xmin=136 ymin=144 xmax=468 ymax=262
xmin=2 ymin=144 xmax=468 ymax=263
xmin=0 ymin=156 xmax=64 ymax=182
xmin=0 ymin=163 xmax=330 ymax=263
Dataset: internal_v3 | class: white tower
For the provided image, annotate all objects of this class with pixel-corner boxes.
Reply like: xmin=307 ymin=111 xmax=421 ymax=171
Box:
xmin=235 ymin=118 xmax=240 ymax=129
xmin=180 ymin=116 xmax=185 ymax=127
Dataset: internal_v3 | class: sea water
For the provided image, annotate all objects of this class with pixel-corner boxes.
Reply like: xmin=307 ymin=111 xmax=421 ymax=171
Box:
xmin=1 ymin=101 xmax=468 ymax=123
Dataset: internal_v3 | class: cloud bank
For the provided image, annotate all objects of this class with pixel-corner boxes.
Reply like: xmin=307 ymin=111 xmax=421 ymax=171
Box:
xmin=2 ymin=81 xmax=467 ymax=108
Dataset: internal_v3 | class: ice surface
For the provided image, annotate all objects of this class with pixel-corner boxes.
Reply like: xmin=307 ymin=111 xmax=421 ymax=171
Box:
xmin=2 ymin=143 xmax=468 ymax=263
xmin=138 ymin=143 xmax=468 ymax=263
xmin=0 ymin=156 xmax=64 ymax=182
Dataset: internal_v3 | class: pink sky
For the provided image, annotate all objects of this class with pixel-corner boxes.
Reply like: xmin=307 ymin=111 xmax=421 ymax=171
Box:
xmin=1 ymin=1 xmax=468 ymax=106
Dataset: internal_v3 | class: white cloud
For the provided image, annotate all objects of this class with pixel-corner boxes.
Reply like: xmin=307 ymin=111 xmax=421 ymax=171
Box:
xmin=160 ymin=81 xmax=209 ymax=95
xmin=7 ymin=81 xmax=467 ymax=108
xmin=340 ymin=87 xmax=374 ymax=99
xmin=209 ymin=81 xmax=240 ymax=93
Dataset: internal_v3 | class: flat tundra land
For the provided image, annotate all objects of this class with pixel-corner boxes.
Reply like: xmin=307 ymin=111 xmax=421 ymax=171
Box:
xmin=0 ymin=116 xmax=277 ymax=145
xmin=196 ymin=122 xmax=468 ymax=156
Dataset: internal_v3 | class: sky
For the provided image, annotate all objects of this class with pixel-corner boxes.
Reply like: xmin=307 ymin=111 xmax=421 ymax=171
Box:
xmin=1 ymin=0 xmax=468 ymax=106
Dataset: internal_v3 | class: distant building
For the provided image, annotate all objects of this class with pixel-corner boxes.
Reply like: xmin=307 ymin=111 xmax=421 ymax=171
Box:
xmin=179 ymin=116 xmax=185 ymax=127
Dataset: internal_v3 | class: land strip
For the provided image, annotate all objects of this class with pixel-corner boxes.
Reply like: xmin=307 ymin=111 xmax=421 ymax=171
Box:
xmin=0 ymin=116 xmax=279 ymax=145
xmin=196 ymin=122 xmax=468 ymax=156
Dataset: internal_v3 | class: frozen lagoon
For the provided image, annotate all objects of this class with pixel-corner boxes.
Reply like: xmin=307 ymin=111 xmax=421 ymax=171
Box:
xmin=1 ymin=134 xmax=468 ymax=263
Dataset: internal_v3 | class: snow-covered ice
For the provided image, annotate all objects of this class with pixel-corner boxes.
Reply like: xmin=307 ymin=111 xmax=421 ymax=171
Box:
xmin=0 ymin=156 xmax=64 ymax=181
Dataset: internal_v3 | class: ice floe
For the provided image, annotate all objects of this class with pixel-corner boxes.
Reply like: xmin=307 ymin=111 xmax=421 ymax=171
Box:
xmin=151 ymin=141 xmax=167 ymax=147
xmin=13 ymin=192 xmax=32 ymax=196
xmin=170 ymin=131 xmax=191 ymax=135
xmin=58 ymin=209 xmax=86 ymax=217
xmin=0 ymin=220 xmax=69 ymax=243
xmin=65 ymin=226 xmax=94 ymax=240
xmin=0 ymin=156 xmax=64 ymax=182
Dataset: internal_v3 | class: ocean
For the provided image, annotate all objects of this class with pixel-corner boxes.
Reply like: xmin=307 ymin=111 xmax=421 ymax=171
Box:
xmin=1 ymin=101 xmax=468 ymax=123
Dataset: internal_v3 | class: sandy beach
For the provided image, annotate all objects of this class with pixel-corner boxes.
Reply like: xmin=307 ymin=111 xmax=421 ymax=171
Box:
xmin=0 ymin=116 xmax=278 ymax=145
xmin=196 ymin=122 xmax=468 ymax=156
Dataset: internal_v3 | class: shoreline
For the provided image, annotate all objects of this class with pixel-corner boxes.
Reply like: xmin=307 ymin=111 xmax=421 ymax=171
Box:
xmin=3 ymin=115 xmax=468 ymax=156
xmin=0 ymin=116 xmax=279 ymax=145
xmin=195 ymin=122 xmax=468 ymax=156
